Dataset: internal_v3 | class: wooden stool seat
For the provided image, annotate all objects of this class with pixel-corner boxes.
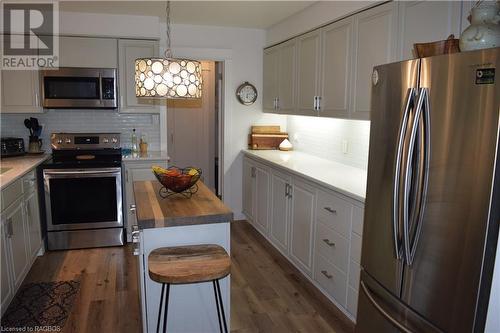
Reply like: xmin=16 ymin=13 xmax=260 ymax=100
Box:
xmin=148 ymin=244 xmax=231 ymax=284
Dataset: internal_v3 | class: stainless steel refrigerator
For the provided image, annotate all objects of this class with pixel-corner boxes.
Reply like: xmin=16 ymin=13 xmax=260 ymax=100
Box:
xmin=356 ymin=48 xmax=500 ymax=333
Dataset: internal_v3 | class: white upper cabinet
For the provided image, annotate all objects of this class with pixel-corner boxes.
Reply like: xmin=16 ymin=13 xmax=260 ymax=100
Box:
xmin=277 ymin=40 xmax=296 ymax=113
xmin=1 ymin=35 xmax=42 ymax=114
xmin=351 ymin=2 xmax=398 ymax=120
xmin=59 ymin=36 xmax=118 ymax=68
xmin=118 ymin=39 xmax=160 ymax=113
xmin=319 ymin=16 xmax=354 ymax=118
xmin=263 ymin=46 xmax=279 ymax=112
xmin=397 ymin=1 xmax=462 ymax=60
xmin=296 ymin=30 xmax=321 ymax=115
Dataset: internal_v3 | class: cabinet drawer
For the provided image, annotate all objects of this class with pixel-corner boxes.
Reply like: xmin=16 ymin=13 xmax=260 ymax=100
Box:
xmin=350 ymin=232 xmax=362 ymax=263
xmin=348 ymin=260 xmax=360 ymax=290
xmin=352 ymin=205 xmax=364 ymax=236
xmin=314 ymin=252 xmax=347 ymax=306
xmin=346 ymin=286 xmax=359 ymax=317
xmin=22 ymin=170 xmax=37 ymax=194
xmin=1 ymin=179 xmax=23 ymax=211
xmin=316 ymin=189 xmax=351 ymax=237
xmin=315 ymin=221 xmax=348 ymax=273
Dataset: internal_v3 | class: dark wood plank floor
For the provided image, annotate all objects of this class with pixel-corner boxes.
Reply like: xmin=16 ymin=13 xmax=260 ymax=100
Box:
xmin=21 ymin=221 xmax=353 ymax=333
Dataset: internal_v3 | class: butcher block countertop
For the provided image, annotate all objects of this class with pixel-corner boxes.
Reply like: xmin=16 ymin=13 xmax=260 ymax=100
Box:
xmin=133 ymin=180 xmax=233 ymax=230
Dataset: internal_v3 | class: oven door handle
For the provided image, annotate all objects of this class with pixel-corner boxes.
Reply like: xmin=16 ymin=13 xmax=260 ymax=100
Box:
xmin=44 ymin=168 xmax=121 ymax=176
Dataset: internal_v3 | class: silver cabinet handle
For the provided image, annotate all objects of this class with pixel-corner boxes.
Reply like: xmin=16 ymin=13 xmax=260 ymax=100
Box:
xmin=324 ymin=207 xmax=337 ymax=214
xmin=317 ymin=96 xmax=321 ymax=111
xmin=321 ymin=270 xmax=333 ymax=279
xmin=313 ymin=96 xmax=317 ymax=110
xmin=129 ymin=204 xmax=136 ymax=213
xmin=284 ymin=183 xmax=288 ymax=198
xmin=288 ymin=185 xmax=292 ymax=198
xmin=133 ymin=246 xmax=140 ymax=256
xmin=323 ymin=239 xmax=335 ymax=247
xmin=251 ymin=166 xmax=256 ymax=178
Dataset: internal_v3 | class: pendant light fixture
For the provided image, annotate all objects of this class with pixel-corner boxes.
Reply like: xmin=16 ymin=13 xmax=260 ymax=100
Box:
xmin=135 ymin=1 xmax=202 ymax=99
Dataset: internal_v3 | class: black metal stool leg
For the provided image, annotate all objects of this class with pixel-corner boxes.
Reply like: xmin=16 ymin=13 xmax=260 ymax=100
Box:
xmin=215 ymin=279 xmax=228 ymax=333
xmin=163 ymin=283 xmax=170 ymax=333
xmin=213 ymin=280 xmax=223 ymax=333
xmin=156 ymin=284 xmax=165 ymax=333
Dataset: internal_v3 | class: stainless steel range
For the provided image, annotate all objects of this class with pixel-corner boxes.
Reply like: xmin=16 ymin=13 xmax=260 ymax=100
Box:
xmin=41 ymin=133 xmax=124 ymax=250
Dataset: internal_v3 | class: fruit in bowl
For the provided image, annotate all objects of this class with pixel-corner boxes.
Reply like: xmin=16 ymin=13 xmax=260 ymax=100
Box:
xmin=152 ymin=166 xmax=202 ymax=196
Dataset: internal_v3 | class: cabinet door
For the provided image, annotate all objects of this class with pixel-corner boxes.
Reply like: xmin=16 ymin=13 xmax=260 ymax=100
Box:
xmin=270 ymin=170 xmax=291 ymax=253
xmin=352 ymin=2 xmax=398 ymax=120
xmin=118 ymin=39 xmax=159 ymax=113
xmin=277 ymin=40 xmax=296 ymax=113
xmin=290 ymin=179 xmax=316 ymax=275
xmin=263 ymin=47 xmax=279 ymax=112
xmin=25 ymin=192 xmax=42 ymax=257
xmin=1 ymin=222 xmax=13 ymax=315
xmin=242 ymin=158 xmax=255 ymax=222
xmin=59 ymin=36 xmax=118 ymax=67
xmin=296 ymin=30 xmax=321 ymax=116
xmin=398 ymin=1 xmax=461 ymax=60
xmin=3 ymin=199 xmax=29 ymax=289
xmin=320 ymin=17 xmax=353 ymax=118
xmin=254 ymin=166 xmax=270 ymax=235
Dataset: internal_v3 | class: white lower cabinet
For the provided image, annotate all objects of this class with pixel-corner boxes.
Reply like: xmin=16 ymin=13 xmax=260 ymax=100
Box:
xmin=269 ymin=170 xmax=291 ymax=254
xmin=1 ymin=171 xmax=43 ymax=315
xmin=123 ymin=159 xmax=168 ymax=242
xmin=242 ymin=154 xmax=365 ymax=321
xmin=289 ymin=179 xmax=316 ymax=275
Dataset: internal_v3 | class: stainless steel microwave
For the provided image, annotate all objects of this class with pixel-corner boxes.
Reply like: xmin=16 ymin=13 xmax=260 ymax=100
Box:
xmin=40 ymin=67 xmax=118 ymax=109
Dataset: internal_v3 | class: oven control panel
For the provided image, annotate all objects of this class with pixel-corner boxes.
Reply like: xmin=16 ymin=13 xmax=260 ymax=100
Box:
xmin=51 ymin=133 xmax=120 ymax=150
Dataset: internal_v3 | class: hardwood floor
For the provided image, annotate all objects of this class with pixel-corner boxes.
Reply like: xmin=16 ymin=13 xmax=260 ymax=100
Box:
xmin=20 ymin=221 xmax=353 ymax=333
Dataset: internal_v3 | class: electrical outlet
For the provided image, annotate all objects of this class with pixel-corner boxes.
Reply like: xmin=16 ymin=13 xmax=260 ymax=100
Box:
xmin=342 ymin=139 xmax=349 ymax=154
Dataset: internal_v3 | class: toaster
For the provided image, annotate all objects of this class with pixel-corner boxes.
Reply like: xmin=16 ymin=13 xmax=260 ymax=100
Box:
xmin=1 ymin=138 xmax=25 ymax=157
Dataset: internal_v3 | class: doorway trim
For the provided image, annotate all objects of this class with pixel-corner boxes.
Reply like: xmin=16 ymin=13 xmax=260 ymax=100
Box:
xmin=160 ymin=47 xmax=232 ymax=201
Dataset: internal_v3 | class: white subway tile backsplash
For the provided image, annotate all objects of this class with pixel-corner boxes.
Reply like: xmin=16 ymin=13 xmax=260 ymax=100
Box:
xmin=287 ymin=115 xmax=370 ymax=169
xmin=0 ymin=109 xmax=160 ymax=151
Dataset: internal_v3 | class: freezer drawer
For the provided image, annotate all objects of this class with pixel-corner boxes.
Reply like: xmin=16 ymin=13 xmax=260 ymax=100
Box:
xmin=356 ymin=270 xmax=442 ymax=333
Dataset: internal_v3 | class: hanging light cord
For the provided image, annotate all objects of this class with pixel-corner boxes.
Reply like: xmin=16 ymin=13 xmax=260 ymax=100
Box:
xmin=165 ymin=0 xmax=172 ymax=58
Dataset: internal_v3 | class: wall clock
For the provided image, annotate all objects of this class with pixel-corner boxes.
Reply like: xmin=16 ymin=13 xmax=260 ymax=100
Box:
xmin=236 ymin=81 xmax=258 ymax=105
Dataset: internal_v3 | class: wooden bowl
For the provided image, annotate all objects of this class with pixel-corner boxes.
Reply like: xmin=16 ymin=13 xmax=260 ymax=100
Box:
xmin=414 ymin=34 xmax=460 ymax=58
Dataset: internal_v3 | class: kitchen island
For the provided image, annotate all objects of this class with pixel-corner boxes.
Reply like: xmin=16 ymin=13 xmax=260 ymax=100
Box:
xmin=133 ymin=180 xmax=233 ymax=333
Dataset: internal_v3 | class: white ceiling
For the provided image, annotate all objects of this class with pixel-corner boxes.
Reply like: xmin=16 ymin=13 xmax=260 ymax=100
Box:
xmin=59 ymin=1 xmax=316 ymax=29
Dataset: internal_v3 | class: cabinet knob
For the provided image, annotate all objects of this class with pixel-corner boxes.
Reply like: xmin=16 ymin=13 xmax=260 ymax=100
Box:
xmin=321 ymin=270 xmax=333 ymax=279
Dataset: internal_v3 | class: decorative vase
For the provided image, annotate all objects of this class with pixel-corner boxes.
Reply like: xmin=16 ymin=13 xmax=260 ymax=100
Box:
xmin=460 ymin=2 xmax=500 ymax=51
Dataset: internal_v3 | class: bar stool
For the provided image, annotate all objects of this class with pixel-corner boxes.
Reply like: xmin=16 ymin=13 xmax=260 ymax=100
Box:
xmin=148 ymin=244 xmax=231 ymax=333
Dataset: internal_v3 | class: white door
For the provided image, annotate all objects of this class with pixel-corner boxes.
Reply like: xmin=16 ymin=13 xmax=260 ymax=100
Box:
xmin=0 ymin=222 xmax=13 ymax=315
xmin=242 ymin=158 xmax=255 ymax=222
xmin=167 ymin=61 xmax=216 ymax=191
xmin=290 ymin=179 xmax=316 ymax=275
xmin=277 ymin=40 xmax=296 ymax=114
xmin=118 ymin=39 xmax=159 ymax=113
xmin=270 ymin=170 xmax=291 ymax=253
xmin=296 ymin=30 xmax=321 ymax=116
xmin=1 ymin=35 xmax=41 ymax=114
xmin=352 ymin=2 xmax=398 ymax=120
xmin=254 ymin=166 xmax=270 ymax=235
xmin=397 ymin=1 xmax=462 ymax=60
xmin=263 ymin=46 xmax=279 ymax=112
xmin=25 ymin=192 xmax=41 ymax=257
xmin=3 ymin=199 xmax=29 ymax=289
xmin=320 ymin=16 xmax=354 ymax=118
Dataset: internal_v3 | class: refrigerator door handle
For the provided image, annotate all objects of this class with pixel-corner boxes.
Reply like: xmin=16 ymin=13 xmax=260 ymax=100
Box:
xmin=403 ymin=88 xmax=431 ymax=265
xmin=360 ymin=281 xmax=414 ymax=333
xmin=393 ymin=87 xmax=416 ymax=260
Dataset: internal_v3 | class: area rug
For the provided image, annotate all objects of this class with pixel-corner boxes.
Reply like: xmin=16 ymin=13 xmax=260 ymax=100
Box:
xmin=1 ymin=280 xmax=81 ymax=330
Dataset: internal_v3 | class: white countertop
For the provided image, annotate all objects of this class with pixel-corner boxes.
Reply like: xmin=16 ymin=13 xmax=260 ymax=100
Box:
xmin=122 ymin=151 xmax=169 ymax=162
xmin=243 ymin=150 xmax=367 ymax=202
xmin=0 ymin=154 xmax=51 ymax=190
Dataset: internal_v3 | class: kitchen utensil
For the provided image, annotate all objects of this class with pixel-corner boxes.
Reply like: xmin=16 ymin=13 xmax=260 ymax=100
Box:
xmin=24 ymin=119 xmax=33 ymax=136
